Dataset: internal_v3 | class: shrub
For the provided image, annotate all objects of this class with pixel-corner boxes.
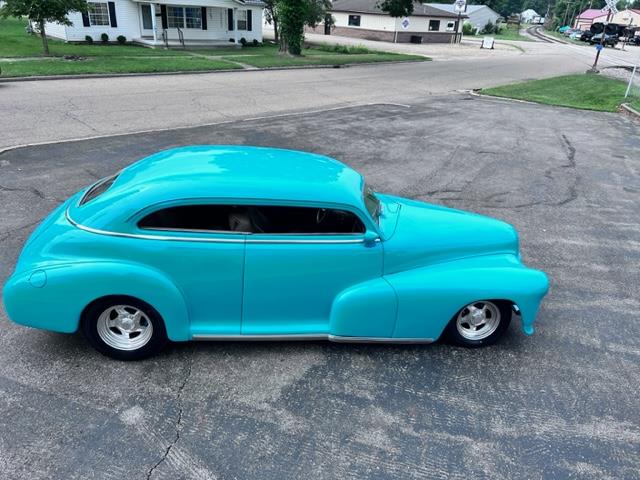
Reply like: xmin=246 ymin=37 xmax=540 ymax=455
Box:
xmin=239 ymin=37 xmax=247 ymax=46
xmin=229 ymin=38 xmax=235 ymax=42
xmin=313 ymin=43 xmax=370 ymax=54
xmin=85 ymin=35 xmax=94 ymax=44
xmin=462 ymin=22 xmax=476 ymax=36
xmin=117 ymin=35 xmax=126 ymax=44
xmin=252 ymin=39 xmax=259 ymax=46
xmin=481 ymin=21 xmax=495 ymax=35
xmin=101 ymin=33 xmax=109 ymax=43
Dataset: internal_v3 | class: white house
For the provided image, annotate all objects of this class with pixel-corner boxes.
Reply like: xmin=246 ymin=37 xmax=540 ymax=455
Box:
xmin=306 ymin=0 xmax=465 ymax=43
xmin=519 ymin=9 xmax=539 ymax=23
xmin=427 ymin=4 xmax=500 ymax=32
xmin=44 ymin=0 xmax=264 ymax=47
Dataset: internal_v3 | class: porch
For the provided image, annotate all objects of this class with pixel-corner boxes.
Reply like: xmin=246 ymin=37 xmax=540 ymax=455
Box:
xmin=131 ymin=0 xmax=261 ymax=48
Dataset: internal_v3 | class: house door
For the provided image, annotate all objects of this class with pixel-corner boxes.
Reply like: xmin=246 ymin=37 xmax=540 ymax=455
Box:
xmin=140 ymin=4 xmax=153 ymax=34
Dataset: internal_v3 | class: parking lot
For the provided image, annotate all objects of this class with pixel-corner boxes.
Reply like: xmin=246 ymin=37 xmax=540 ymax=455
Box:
xmin=1 ymin=94 xmax=639 ymax=479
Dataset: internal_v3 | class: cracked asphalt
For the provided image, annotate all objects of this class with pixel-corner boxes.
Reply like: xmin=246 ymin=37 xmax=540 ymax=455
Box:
xmin=0 ymin=95 xmax=639 ymax=479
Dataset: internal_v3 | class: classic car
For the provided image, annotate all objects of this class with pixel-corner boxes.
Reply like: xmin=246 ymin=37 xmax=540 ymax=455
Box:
xmin=2 ymin=146 xmax=549 ymax=360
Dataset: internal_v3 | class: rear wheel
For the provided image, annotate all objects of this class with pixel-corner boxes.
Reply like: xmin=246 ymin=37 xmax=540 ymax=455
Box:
xmin=445 ymin=300 xmax=511 ymax=348
xmin=81 ymin=296 xmax=168 ymax=360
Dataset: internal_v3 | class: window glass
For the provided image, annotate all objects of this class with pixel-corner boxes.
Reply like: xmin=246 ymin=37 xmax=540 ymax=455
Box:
xmin=80 ymin=174 xmax=118 ymax=206
xmin=446 ymin=22 xmax=455 ymax=31
xmin=348 ymin=15 xmax=361 ymax=27
xmin=429 ymin=20 xmax=440 ymax=31
xmin=185 ymin=7 xmax=202 ymax=29
xmin=88 ymin=2 xmax=110 ymax=26
xmin=237 ymin=10 xmax=247 ymax=30
xmin=141 ymin=4 xmax=153 ymax=29
xmin=138 ymin=205 xmax=365 ymax=235
xmin=363 ymin=185 xmax=380 ymax=222
xmin=167 ymin=6 xmax=184 ymax=28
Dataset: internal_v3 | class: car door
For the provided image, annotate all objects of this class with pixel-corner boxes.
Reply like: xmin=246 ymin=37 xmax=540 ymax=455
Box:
xmin=132 ymin=203 xmax=247 ymax=337
xmin=241 ymin=204 xmax=384 ymax=336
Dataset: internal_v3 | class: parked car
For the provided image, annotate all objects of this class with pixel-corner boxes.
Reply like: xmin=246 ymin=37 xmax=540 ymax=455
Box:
xmin=563 ymin=28 xmax=581 ymax=37
xmin=580 ymin=30 xmax=594 ymax=42
xmin=2 ymin=146 xmax=549 ymax=360
xmin=569 ymin=31 xmax=583 ymax=40
xmin=590 ymin=33 xmax=618 ymax=47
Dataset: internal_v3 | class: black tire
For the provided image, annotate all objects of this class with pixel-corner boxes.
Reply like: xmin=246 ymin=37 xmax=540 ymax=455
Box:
xmin=445 ymin=300 xmax=512 ymax=348
xmin=81 ymin=296 xmax=168 ymax=361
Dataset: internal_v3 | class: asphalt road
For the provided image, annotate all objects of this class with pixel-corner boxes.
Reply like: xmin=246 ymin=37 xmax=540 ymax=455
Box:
xmin=0 ymin=49 xmax=593 ymax=152
xmin=1 ymin=95 xmax=639 ymax=479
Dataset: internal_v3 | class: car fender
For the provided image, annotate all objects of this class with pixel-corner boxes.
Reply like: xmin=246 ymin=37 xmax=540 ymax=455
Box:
xmin=3 ymin=261 xmax=190 ymax=341
xmin=329 ymin=277 xmax=398 ymax=338
xmin=385 ymin=254 xmax=549 ymax=340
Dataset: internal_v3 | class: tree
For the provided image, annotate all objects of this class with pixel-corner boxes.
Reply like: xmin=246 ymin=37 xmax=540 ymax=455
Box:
xmin=377 ymin=0 xmax=414 ymax=18
xmin=264 ymin=0 xmax=280 ymax=42
xmin=0 ymin=0 xmax=87 ymax=55
xmin=275 ymin=0 xmax=331 ymax=55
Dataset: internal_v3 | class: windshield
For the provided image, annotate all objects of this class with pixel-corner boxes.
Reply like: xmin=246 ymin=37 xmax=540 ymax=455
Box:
xmin=363 ymin=184 xmax=381 ymax=222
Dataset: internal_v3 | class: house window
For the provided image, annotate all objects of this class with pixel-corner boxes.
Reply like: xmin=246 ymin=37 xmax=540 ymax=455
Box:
xmin=446 ymin=22 xmax=455 ymax=31
xmin=348 ymin=15 xmax=361 ymax=27
xmin=185 ymin=7 xmax=202 ymax=29
xmin=88 ymin=2 xmax=110 ymax=26
xmin=167 ymin=6 xmax=185 ymax=28
xmin=237 ymin=9 xmax=247 ymax=30
xmin=428 ymin=19 xmax=440 ymax=31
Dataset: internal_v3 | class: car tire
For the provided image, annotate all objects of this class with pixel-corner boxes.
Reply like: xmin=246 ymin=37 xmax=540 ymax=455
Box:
xmin=445 ymin=300 xmax=512 ymax=348
xmin=81 ymin=296 xmax=168 ymax=360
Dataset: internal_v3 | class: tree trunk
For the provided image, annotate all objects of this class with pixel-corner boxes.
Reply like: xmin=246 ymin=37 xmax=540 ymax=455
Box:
xmin=39 ymin=20 xmax=50 ymax=55
xmin=273 ymin=17 xmax=279 ymax=42
xmin=279 ymin=37 xmax=289 ymax=54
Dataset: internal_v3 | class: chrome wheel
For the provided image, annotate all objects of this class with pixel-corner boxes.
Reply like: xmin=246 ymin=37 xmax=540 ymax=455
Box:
xmin=455 ymin=301 xmax=501 ymax=341
xmin=96 ymin=304 xmax=153 ymax=351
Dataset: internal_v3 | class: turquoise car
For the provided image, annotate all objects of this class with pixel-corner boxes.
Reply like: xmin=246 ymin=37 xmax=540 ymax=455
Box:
xmin=2 ymin=146 xmax=549 ymax=360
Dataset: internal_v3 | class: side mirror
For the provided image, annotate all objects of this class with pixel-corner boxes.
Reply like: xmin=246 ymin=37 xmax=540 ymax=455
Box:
xmin=363 ymin=230 xmax=380 ymax=245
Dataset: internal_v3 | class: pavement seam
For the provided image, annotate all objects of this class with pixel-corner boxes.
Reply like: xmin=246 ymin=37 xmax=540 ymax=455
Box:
xmin=146 ymin=350 xmax=194 ymax=480
xmin=0 ymin=102 xmax=411 ymax=156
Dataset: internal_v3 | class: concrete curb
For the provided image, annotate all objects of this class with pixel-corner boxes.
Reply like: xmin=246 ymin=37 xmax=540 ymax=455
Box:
xmin=621 ymin=103 xmax=640 ymax=119
xmin=0 ymin=58 xmax=428 ymax=83
xmin=468 ymin=89 xmax=543 ymax=106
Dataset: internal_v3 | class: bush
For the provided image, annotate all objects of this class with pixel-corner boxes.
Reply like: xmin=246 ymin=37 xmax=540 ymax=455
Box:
xmin=100 ymin=33 xmax=109 ymax=43
xmin=481 ymin=21 xmax=495 ymax=35
xmin=252 ymin=39 xmax=259 ymax=46
xmin=117 ymin=35 xmax=126 ymax=44
xmin=240 ymin=37 xmax=247 ymax=46
xmin=229 ymin=38 xmax=235 ymax=42
xmin=85 ymin=35 xmax=94 ymax=44
xmin=313 ymin=43 xmax=371 ymax=54
xmin=462 ymin=22 xmax=477 ymax=36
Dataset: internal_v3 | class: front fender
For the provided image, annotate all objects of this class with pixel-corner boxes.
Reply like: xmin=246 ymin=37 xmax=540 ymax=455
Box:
xmin=385 ymin=254 xmax=549 ymax=340
xmin=3 ymin=261 xmax=190 ymax=341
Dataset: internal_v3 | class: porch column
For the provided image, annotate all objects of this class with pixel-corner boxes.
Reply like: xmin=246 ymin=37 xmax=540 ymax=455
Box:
xmin=233 ymin=7 xmax=238 ymax=44
xmin=150 ymin=3 xmax=157 ymax=42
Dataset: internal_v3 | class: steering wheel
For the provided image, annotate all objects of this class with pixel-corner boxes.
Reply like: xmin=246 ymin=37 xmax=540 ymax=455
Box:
xmin=316 ymin=208 xmax=327 ymax=224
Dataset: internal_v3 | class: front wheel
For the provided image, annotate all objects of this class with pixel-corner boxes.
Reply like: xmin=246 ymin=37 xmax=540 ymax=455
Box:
xmin=445 ymin=300 xmax=512 ymax=348
xmin=81 ymin=296 xmax=168 ymax=360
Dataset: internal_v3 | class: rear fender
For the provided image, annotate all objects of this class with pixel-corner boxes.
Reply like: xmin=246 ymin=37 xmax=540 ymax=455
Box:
xmin=3 ymin=261 xmax=190 ymax=341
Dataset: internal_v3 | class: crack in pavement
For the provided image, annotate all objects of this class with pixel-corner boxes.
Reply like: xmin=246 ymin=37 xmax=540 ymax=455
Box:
xmin=146 ymin=350 xmax=194 ymax=480
xmin=0 ymin=183 xmax=45 ymax=199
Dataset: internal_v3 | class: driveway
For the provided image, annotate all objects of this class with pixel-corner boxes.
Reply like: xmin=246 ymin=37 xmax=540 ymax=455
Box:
xmin=1 ymin=94 xmax=639 ymax=479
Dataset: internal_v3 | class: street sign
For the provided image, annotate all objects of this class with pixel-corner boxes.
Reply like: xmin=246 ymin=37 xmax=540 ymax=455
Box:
xmin=453 ymin=0 xmax=466 ymax=13
xmin=401 ymin=17 xmax=410 ymax=29
xmin=602 ymin=0 xmax=618 ymax=14
xmin=596 ymin=43 xmax=604 ymax=51
xmin=481 ymin=37 xmax=495 ymax=49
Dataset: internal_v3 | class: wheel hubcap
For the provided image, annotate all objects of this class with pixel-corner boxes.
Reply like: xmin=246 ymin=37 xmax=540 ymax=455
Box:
xmin=96 ymin=305 xmax=153 ymax=351
xmin=456 ymin=301 xmax=501 ymax=341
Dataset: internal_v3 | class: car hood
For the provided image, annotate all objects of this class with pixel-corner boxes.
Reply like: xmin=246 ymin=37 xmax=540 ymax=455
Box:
xmin=379 ymin=195 xmax=519 ymax=274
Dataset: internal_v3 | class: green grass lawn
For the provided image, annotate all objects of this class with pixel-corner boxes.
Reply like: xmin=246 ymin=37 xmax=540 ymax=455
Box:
xmin=474 ymin=25 xmax=532 ymax=42
xmin=224 ymin=44 xmax=427 ymax=68
xmin=0 ymin=17 xmax=186 ymax=57
xmin=483 ymin=74 xmax=640 ymax=112
xmin=0 ymin=56 xmax=241 ymax=76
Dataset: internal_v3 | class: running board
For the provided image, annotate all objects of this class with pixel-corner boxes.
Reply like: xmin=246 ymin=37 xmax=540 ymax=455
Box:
xmin=191 ymin=333 xmax=434 ymax=344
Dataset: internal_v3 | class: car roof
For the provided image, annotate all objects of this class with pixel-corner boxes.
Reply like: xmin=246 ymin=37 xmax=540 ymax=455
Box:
xmin=69 ymin=146 xmax=367 ymax=230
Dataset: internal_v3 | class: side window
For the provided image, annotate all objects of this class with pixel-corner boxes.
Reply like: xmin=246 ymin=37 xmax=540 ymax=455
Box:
xmin=248 ymin=206 xmax=365 ymax=234
xmin=348 ymin=15 xmax=361 ymax=27
xmin=137 ymin=204 xmax=366 ymax=235
xmin=429 ymin=20 xmax=440 ymax=31
xmin=138 ymin=205 xmax=252 ymax=233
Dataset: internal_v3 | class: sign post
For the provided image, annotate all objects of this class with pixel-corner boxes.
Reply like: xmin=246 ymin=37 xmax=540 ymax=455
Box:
xmin=453 ymin=0 xmax=466 ymax=44
xmin=589 ymin=0 xmax=618 ymax=73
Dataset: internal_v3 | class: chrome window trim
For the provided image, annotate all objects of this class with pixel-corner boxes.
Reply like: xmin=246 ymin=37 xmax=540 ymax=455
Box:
xmin=66 ymin=207 xmax=378 ymax=245
xmin=192 ymin=333 xmax=434 ymax=343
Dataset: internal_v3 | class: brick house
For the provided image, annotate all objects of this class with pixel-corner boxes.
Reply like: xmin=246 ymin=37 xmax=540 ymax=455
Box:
xmin=306 ymin=0 xmax=466 ymax=43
